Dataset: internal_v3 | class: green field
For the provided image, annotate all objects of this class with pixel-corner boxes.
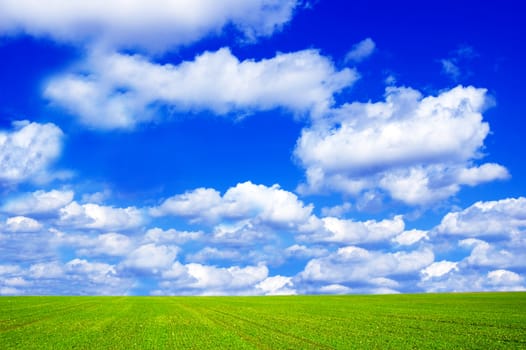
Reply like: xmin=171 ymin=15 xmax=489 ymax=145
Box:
xmin=1 ymin=293 xmax=525 ymax=349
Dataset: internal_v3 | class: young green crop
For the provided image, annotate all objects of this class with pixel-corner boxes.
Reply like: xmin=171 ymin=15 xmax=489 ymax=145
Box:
xmin=1 ymin=293 xmax=525 ymax=349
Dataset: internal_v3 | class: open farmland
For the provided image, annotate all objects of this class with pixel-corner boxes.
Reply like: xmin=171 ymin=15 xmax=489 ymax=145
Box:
xmin=1 ymin=293 xmax=525 ymax=349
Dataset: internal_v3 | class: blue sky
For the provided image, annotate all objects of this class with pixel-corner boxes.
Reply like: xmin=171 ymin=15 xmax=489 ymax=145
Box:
xmin=0 ymin=0 xmax=525 ymax=295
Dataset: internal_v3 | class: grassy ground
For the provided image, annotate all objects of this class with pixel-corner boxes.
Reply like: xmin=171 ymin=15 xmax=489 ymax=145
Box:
xmin=0 ymin=292 xmax=525 ymax=349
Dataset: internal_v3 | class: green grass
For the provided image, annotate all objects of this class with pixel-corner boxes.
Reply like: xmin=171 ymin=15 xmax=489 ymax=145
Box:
xmin=1 ymin=293 xmax=525 ymax=349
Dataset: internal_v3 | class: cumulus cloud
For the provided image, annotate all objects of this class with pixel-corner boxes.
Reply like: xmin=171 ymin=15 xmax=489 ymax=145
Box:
xmin=152 ymin=181 xmax=313 ymax=229
xmin=297 ymin=214 xmax=405 ymax=245
xmin=160 ymin=262 xmax=270 ymax=295
xmin=121 ymin=244 xmax=178 ymax=274
xmin=345 ymin=37 xmax=376 ymax=63
xmin=285 ymin=244 xmax=328 ymax=258
xmin=0 ymin=0 xmax=299 ymax=51
xmin=421 ymin=260 xmax=458 ymax=280
xmin=318 ymin=284 xmax=352 ymax=294
xmin=256 ymin=275 xmax=296 ymax=295
xmin=75 ymin=233 xmax=133 ymax=257
xmin=305 ymin=215 xmax=405 ymax=244
xmin=295 ymin=85 xmax=509 ymax=204
xmin=186 ymin=247 xmax=243 ymax=263
xmin=4 ymin=216 xmax=43 ymax=232
xmin=300 ymin=245 xmax=434 ymax=285
xmin=64 ymin=258 xmax=133 ymax=294
xmin=418 ymin=267 xmax=526 ymax=293
xmin=458 ymin=238 xmax=525 ymax=269
xmin=1 ymin=189 xmax=74 ymax=216
xmin=487 ymin=269 xmax=524 ymax=287
xmin=0 ymin=121 xmax=64 ymax=184
xmin=144 ymin=227 xmax=203 ymax=245
xmin=45 ymin=48 xmax=356 ymax=129
xmin=392 ymin=229 xmax=428 ymax=246
xmin=437 ymin=197 xmax=526 ymax=238
xmin=58 ymin=201 xmax=144 ymax=231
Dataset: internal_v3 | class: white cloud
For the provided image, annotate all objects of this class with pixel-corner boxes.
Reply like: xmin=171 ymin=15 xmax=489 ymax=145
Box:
xmin=459 ymin=238 xmax=524 ymax=269
xmin=285 ymin=244 xmax=328 ymax=258
xmin=144 ymin=227 xmax=203 ymax=244
xmin=0 ymin=0 xmax=299 ymax=51
xmin=295 ymin=85 xmax=509 ymax=204
xmin=5 ymin=216 xmax=43 ymax=233
xmin=45 ymin=48 xmax=356 ymax=129
xmin=0 ymin=287 xmax=21 ymax=295
xmin=0 ymin=121 xmax=64 ymax=184
xmin=437 ymin=197 xmax=526 ymax=238
xmin=185 ymin=263 xmax=269 ymax=294
xmin=487 ymin=269 xmax=524 ymax=286
xmin=28 ymin=262 xmax=63 ymax=279
xmin=58 ymin=201 xmax=144 ymax=231
xmin=1 ymin=189 xmax=74 ymax=216
xmin=78 ymin=233 xmax=133 ymax=257
xmin=418 ymin=267 xmax=526 ymax=293
xmin=152 ymin=181 xmax=313 ymax=228
xmin=345 ymin=38 xmax=376 ymax=63
xmin=392 ymin=229 xmax=428 ymax=246
xmin=300 ymin=246 xmax=434 ymax=284
xmin=64 ymin=258 xmax=133 ymax=294
xmin=318 ymin=284 xmax=352 ymax=294
xmin=211 ymin=220 xmax=271 ymax=245
xmin=320 ymin=202 xmax=351 ymax=217
xmin=300 ymin=215 xmax=404 ymax=244
xmin=0 ymin=265 xmax=22 ymax=275
xmin=186 ymin=247 xmax=243 ymax=263
xmin=421 ymin=260 xmax=458 ymax=280
xmin=256 ymin=275 xmax=296 ymax=295
xmin=121 ymin=244 xmax=178 ymax=273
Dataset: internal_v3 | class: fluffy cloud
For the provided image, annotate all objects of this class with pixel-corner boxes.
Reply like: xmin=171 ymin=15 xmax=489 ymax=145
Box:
xmin=120 ymin=244 xmax=178 ymax=273
xmin=345 ymin=38 xmax=376 ymax=63
xmin=4 ymin=216 xmax=43 ymax=233
xmin=0 ymin=121 xmax=64 ymax=184
xmin=45 ymin=48 xmax=356 ymax=129
xmin=58 ymin=201 xmax=144 ymax=231
xmin=64 ymin=258 xmax=133 ymax=294
xmin=256 ymin=275 xmax=296 ymax=295
xmin=392 ymin=229 xmax=428 ymax=246
xmin=0 ymin=0 xmax=299 ymax=51
xmin=152 ymin=181 xmax=313 ymax=228
xmin=285 ymin=244 xmax=328 ymax=259
xmin=459 ymin=238 xmax=526 ymax=269
xmin=421 ymin=260 xmax=458 ymax=280
xmin=437 ymin=197 xmax=526 ymax=238
xmin=73 ymin=233 xmax=133 ymax=257
xmin=160 ymin=262 xmax=271 ymax=295
xmin=300 ymin=246 xmax=434 ymax=285
xmin=295 ymin=86 xmax=509 ymax=204
xmin=302 ymin=215 xmax=405 ymax=244
xmin=144 ymin=227 xmax=203 ymax=245
xmin=487 ymin=269 xmax=524 ymax=287
xmin=1 ymin=189 xmax=74 ymax=216
xmin=418 ymin=267 xmax=526 ymax=293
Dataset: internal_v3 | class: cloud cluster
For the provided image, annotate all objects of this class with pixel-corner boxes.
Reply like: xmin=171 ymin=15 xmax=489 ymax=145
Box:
xmin=1 ymin=189 xmax=74 ymax=216
xmin=0 ymin=0 xmax=299 ymax=51
xmin=0 ymin=121 xmax=64 ymax=184
xmin=152 ymin=181 xmax=313 ymax=228
xmin=295 ymin=85 xmax=509 ymax=204
xmin=437 ymin=197 xmax=526 ymax=238
xmin=58 ymin=201 xmax=144 ymax=231
xmin=45 ymin=48 xmax=356 ymax=129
